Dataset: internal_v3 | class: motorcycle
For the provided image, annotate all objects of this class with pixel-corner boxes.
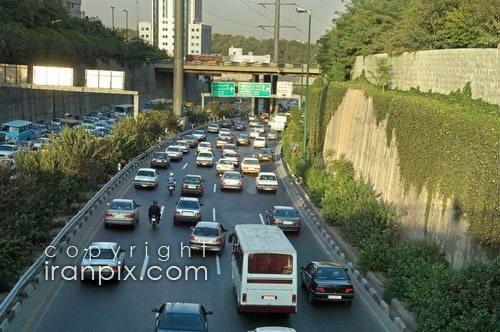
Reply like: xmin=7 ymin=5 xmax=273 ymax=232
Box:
xmin=168 ymin=183 xmax=175 ymax=196
xmin=150 ymin=215 xmax=159 ymax=229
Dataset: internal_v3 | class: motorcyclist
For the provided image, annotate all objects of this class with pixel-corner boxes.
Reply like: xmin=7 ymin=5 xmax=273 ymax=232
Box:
xmin=167 ymin=172 xmax=176 ymax=190
xmin=148 ymin=200 xmax=161 ymax=222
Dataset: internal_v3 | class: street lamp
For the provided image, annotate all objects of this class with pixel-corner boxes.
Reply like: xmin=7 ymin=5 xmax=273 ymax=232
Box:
xmin=296 ymin=6 xmax=311 ymax=159
xmin=111 ymin=6 xmax=115 ymax=30
xmin=123 ymin=9 xmax=129 ymax=34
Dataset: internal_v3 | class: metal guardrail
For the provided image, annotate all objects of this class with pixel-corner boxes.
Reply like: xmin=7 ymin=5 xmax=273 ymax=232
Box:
xmin=0 ymin=120 xmax=222 ymax=320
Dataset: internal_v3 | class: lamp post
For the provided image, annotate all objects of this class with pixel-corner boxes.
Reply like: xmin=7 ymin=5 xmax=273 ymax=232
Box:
xmin=296 ymin=6 xmax=312 ymax=158
xmin=111 ymin=6 xmax=115 ymax=30
xmin=123 ymin=9 xmax=129 ymax=36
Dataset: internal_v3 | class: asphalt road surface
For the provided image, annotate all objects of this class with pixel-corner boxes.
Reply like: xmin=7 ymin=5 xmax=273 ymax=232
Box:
xmin=9 ymin=125 xmax=394 ymax=332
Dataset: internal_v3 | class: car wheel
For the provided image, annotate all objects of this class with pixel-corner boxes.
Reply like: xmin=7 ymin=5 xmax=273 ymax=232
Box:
xmin=308 ymin=291 xmax=316 ymax=304
xmin=130 ymin=223 xmax=136 ymax=230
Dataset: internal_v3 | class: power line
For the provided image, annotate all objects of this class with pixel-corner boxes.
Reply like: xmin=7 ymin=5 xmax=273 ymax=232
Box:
xmin=240 ymin=0 xmax=274 ymax=23
xmin=318 ymin=0 xmax=338 ymax=11
xmin=202 ymin=8 xmax=256 ymax=28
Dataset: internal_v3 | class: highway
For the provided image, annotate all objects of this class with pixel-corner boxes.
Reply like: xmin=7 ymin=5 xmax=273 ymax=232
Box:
xmin=9 ymin=126 xmax=394 ymax=332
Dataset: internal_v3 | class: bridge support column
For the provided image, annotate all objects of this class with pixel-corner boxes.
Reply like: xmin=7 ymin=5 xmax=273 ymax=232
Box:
xmin=271 ymin=75 xmax=278 ymax=115
xmin=263 ymin=75 xmax=272 ymax=114
xmin=251 ymin=74 xmax=259 ymax=115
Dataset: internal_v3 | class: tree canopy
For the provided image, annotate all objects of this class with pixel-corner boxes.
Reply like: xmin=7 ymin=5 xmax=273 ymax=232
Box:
xmin=317 ymin=0 xmax=500 ymax=80
xmin=211 ymin=33 xmax=318 ymax=65
xmin=0 ymin=0 xmax=168 ymax=65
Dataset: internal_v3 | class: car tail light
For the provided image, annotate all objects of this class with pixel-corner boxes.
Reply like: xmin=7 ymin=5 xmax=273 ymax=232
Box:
xmin=105 ymin=213 xmax=113 ymax=217
xmin=175 ymin=211 xmax=181 ymax=215
xmin=294 ymin=220 xmax=301 ymax=226
xmin=124 ymin=214 xmax=134 ymax=219
xmin=292 ymin=294 xmax=297 ymax=303
xmin=215 ymin=237 xmax=222 ymax=244
xmin=195 ymin=212 xmax=200 ymax=217
xmin=221 ymin=180 xmax=226 ymax=185
xmin=190 ymin=235 xmax=195 ymax=241
xmin=315 ymin=287 xmax=325 ymax=293
xmin=345 ymin=287 xmax=354 ymax=294
xmin=242 ymin=293 xmax=247 ymax=303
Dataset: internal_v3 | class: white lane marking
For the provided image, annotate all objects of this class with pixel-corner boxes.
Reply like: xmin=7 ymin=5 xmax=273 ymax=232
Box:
xmin=215 ymin=254 xmax=221 ymax=275
xmin=213 ymin=184 xmax=217 ymax=193
xmin=212 ymin=208 xmax=216 ymax=222
xmin=259 ymin=213 xmax=265 ymax=225
xmin=140 ymin=254 xmax=150 ymax=281
xmin=160 ymin=206 xmax=164 ymax=218
xmin=182 ymin=162 xmax=188 ymax=169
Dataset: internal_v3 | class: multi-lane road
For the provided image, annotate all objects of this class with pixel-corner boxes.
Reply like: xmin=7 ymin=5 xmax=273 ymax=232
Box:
xmin=9 ymin=125 xmax=395 ymax=332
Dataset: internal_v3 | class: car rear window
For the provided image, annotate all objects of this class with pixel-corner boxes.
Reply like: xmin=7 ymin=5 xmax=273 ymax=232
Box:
xmin=85 ymin=248 xmax=115 ymax=260
xmin=219 ymin=159 xmax=232 ymax=165
xmin=259 ymin=174 xmax=276 ymax=181
xmin=194 ymin=227 xmax=219 ymax=237
xmin=315 ymin=267 xmax=349 ymax=281
xmin=199 ymin=152 xmax=212 ymax=157
xmin=159 ymin=313 xmax=203 ymax=331
xmin=184 ymin=135 xmax=195 ymax=140
xmin=224 ymin=152 xmax=237 ymax=158
xmin=223 ymin=173 xmax=241 ymax=179
xmin=184 ymin=176 xmax=201 ymax=184
xmin=199 ymin=143 xmax=210 ymax=148
xmin=275 ymin=208 xmax=297 ymax=218
xmin=244 ymin=159 xmax=259 ymax=165
xmin=110 ymin=201 xmax=132 ymax=210
xmin=260 ymin=149 xmax=271 ymax=154
xmin=167 ymin=147 xmax=179 ymax=152
xmin=137 ymin=170 xmax=155 ymax=177
xmin=153 ymin=152 xmax=167 ymax=159
xmin=178 ymin=200 xmax=199 ymax=209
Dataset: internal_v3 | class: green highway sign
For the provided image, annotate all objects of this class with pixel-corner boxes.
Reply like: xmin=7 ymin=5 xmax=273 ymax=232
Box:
xmin=211 ymin=82 xmax=235 ymax=97
xmin=237 ymin=82 xmax=272 ymax=97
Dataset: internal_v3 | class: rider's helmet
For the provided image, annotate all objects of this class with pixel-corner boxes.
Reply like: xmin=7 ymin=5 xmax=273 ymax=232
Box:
xmin=153 ymin=200 xmax=158 ymax=205
xmin=169 ymin=172 xmax=174 ymax=176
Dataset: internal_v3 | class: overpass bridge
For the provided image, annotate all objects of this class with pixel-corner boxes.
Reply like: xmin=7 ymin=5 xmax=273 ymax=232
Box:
xmin=153 ymin=60 xmax=321 ymax=76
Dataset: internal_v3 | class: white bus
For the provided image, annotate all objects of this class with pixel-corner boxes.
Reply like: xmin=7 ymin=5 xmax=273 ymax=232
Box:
xmin=229 ymin=224 xmax=297 ymax=313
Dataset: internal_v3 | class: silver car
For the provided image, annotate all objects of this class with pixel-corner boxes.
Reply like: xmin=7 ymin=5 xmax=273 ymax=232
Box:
xmin=207 ymin=124 xmax=220 ymax=133
xmin=192 ymin=129 xmax=206 ymax=141
xmin=189 ymin=222 xmax=226 ymax=253
xmin=79 ymin=242 xmax=125 ymax=282
xmin=166 ymin=145 xmax=183 ymax=161
xmin=174 ymin=197 xmax=203 ymax=225
xmin=220 ymin=171 xmax=243 ymax=191
xmin=104 ymin=199 xmax=140 ymax=229
xmin=196 ymin=151 xmax=214 ymax=167
xmin=134 ymin=168 xmax=159 ymax=189
xmin=176 ymin=140 xmax=190 ymax=153
xmin=183 ymin=135 xmax=198 ymax=147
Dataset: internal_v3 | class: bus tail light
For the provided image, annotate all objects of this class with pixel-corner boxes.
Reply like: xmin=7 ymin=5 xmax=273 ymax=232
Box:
xmin=292 ymin=294 xmax=297 ymax=303
xmin=242 ymin=293 xmax=247 ymax=303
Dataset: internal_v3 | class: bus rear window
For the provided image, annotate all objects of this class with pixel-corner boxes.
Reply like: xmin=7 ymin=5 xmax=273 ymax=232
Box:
xmin=248 ymin=254 xmax=293 ymax=274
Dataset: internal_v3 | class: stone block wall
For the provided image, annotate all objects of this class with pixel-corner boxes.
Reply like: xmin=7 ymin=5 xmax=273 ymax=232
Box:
xmin=351 ymin=48 xmax=499 ymax=105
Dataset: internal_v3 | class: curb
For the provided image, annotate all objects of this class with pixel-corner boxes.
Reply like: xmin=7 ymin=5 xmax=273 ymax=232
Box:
xmin=275 ymin=144 xmax=413 ymax=332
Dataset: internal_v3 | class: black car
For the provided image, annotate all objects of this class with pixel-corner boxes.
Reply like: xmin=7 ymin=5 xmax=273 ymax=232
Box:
xmin=181 ymin=174 xmax=205 ymax=196
xmin=150 ymin=152 xmax=171 ymax=168
xmin=152 ymin=302 xmax=213 ymax=332
xmin=265 ymin=206 xmax=301 ymax=232
xmin=300 ymin=261 xmax=354 ymax=305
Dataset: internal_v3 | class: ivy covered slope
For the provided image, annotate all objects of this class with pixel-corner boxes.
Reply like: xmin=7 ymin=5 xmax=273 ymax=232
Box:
xmin=0 ymin=0 xmax=167 ymax=65
xmin=286 ymin=78 xmax=500 ymax=252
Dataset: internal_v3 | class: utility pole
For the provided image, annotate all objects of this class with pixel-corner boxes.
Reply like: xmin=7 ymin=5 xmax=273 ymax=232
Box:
xmin=136 ymin=1 xmax=139 ymax=31
xmin=123 ymin=9 xmax=129 ymax=33
xmin=173 ymin=0 xmax=184 ymax=116
xmin=111 ymin=6 xmax=115 ymax=30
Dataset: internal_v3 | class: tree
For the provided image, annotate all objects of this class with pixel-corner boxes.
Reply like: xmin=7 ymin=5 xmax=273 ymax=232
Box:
xmin=370 ymin=56 xmax=392 ymax=89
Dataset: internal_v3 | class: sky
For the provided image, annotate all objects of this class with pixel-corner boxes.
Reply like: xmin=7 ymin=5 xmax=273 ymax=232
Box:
xmin=81 ymin=0 xmax=346 ymax=42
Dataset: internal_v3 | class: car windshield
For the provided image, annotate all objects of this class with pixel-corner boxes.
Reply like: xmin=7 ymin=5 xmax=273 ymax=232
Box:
xmin=223 ymin=173 xmax=241 ymax=179
xmin=315 ymin=267 xmax=349 ymax=281
xmin=199 ymin=153 xmax=212 ymax=158
xmin=110 ymin=201 xmax=132 ymax=210
xmin=153 ymin=152 xmax=167 ymax=159
xmin=137 ymin=170 xmax=155 ymax=177
xmin=84 ymin=248 xmax=116 ymax=260
xmin=178 ymin=200 xmax=199 ymax=210
xmin=244 ymin=159 xmax=259 ymax=165
xmin=159 ymin=313 xmax=203 ymax=331
xmin=275 ymin=208 xmax=297 ymax=218
xmin=194 ymin=227 xmax=219 ymax=237
xmin=260 ymin=174 xmax=276 ymax=181
xmin=184 ymin=176 xmax=201 ymax=184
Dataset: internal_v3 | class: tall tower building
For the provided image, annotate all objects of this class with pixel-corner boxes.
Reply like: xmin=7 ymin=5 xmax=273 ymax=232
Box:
xmin=151 ymin=0 xmax=211 ymax=56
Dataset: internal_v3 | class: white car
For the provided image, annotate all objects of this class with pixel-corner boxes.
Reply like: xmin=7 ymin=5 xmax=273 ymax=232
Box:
xmin=197 ymin=141 xmax=212 ymax=153
xmin=241 ymin=158 xmax=261 ymax=174
xmin=216 ymin=158 xmax=235 ymax=175
xmin=256 ymin=172 xmax=278 ymax=193
xmin=176 ymin=140 xmax=190 ymax=153
xmin=222 ymin=150 xmax=240 ymax=167
xmin=196 ymin=151 xmax=214 ymax=167
xmin=134 ymin=168 xmax=159 ymax=189
xmin=253 ymin=137 xmax=266 ymax=149
xmin=166 ymin=145 xmax=183 ymax=161
xmin=255 ymin=125 xmax=265 ymax=134
xmin=249 ymin=129 xmax=260 ymax=139
xmin=192 ymin=129 xmax=206 ymax=141
xmin=0 ymin=144 xmax=18 ymax=159
xmin=219 ymin=128 xmax=231 ymax=135
xmin=207 ymin=124 xmax=220 ymax=133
